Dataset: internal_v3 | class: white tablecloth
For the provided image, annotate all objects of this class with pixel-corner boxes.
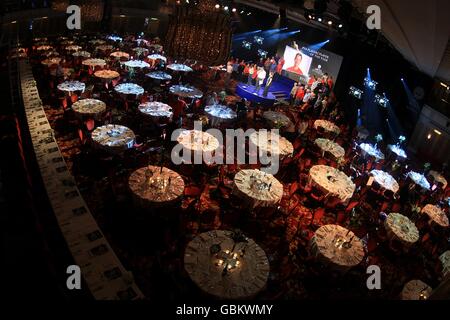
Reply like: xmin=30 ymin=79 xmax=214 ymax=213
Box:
xmin=37 ymin=45 xmax=53 ymax=51
xmin=96 ymin=44 xmax=114 ymax=51
xmin=184 ymin=230 xmax=269 ymax=299
xmin=388 ymin=144 xmax=407 ymax=159
xmin=114 ymin=83 xmax=144 ymax=95
xmin=148 ymin=54 xmax=167 ymax=62
xmin=233 ymin=169 xmax=283 ymax=208
xmin=385 ymin=213 xmax=419 ymax=245
xmin=94 ymin=70 xmax=120 ymax=80
xmin=439 ymin=251 xmax=450 ymax=277
xmin=57 ymin=81 xmax=85 ymax=93
xmin=71 ymin=99 xmax=106 ymax=117
xmin=370 ymin=170 xmax=399 ymax=193
xmin=401 ymin=280 xmax=432 ymax=300
xmin=66 ymin=45 xmax=82 ymax=52
xmin=128 ymin=166 xmax=184 ymax=206
xmin=309 ymin=165 xmax=355 ymax=203
xmin=82 ymin=58 xmax=107 ymax=67
xmin=110 ymin=51 xmax=130 ymax=59
xmin=138 ymin=102 xmax=173 ymax=120
xmin=204 ymin=104 xmax=237 ymax=126
xmin=41 ymin=58 xmax=61 ymax=66
xmin=421 ymin=204 xmax=449 ymax=227
xmin=249 ymin=131 xmax=293 ymax=160
xmin=124 ymin=60 xmax=150 ymax=69
xmin=169 ymin=85 xmax=203 ymax=99
xmin=146 ymin=71 xmax=172 ymax=80
xmin=89 ymin=39 xmax=106 ymax=45
xmin=314 ymin=120 xmax=340 ymax=135
xmin=176 ymin=130 xmax=220 ymax=154
xmin=315 ymin=138 xmax=345 ymax=160
xmin=167 ymin=63 xmax=193 ymax=72
xmin=72 ymin=51 xmax=91 ymax=58
xmin=91 ymin=124 xmax=135 ymax=152
xmin=310 ymin=224 xmax=365 ymax=269
xmin=262 ymin=111 xmax=293 ymax=129
xmin=359 ymin=143 xmax=385 ymax=160
xmin=407 ymin=171 xmax=431 ymax=190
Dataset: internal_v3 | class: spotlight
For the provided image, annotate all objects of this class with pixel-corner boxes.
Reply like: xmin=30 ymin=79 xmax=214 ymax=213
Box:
xmin=253 ymin=36 xmax=264 ymax=45
xmin=349 ymin=86 xmax=363 ymax=99
xmin=401 ymin=78 xmax=404 ymax=81
xmin=257 ymin=49 xmax=268 ymax=58
xmin=318 ymin=17 xmax=322 ymax=22
xmin=215 ymin=4 xmax=220 ymax=9
xmin=364 ymin=77 xmax=378 ymax=90
xmin=232 ymin=8 xmax=236 ymax=12
xmin=242 ymin=41 xmax=252 ymax=49
xmin=338 ymin=24 xmax=343 ymax=28
xmin=375 ymin=94 xmax=389 ymax=107
xmin=328 ymin=20 xmax=332 ymax=25
xmin=224 ymin=6 xmax=228 ymax=11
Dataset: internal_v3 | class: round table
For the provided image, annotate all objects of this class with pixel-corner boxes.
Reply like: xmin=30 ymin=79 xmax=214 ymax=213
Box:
xmin=37 ymin=45 xmax=53 ymax=51
xmin=57 ymin=81 xmax=85 ymax=93
xmin=421 ymin=204 xmax=449 ymax=227
xmin=314 ymin=120 xmax=340 ymax=135
xmin=176 ymin=130 xmax=220 ymax=155
xmin=184 ymin=230 xmax=269 ymax=299
xmin=428 ymin=170 xmax=448 ymax=189
xmin=314 ymin=138 xmax=345 ymax=160
xmin=384 ymin=213 xmax=419 ymax=245
xmin=82 ymin=58 xmax=107 ymax=68
xmin=407 ymin=171 xmax=431 ymax=190
xmin=146 ymin=71 xmax=172 ymax=81
xmin=128 ymin=166 xmax=185 ymax=207
xmin=204 ymin=104 xmax=237 ymax=127
xmin=71 ymin=99 xmax=106 ymax=119
xmin=65 ymin=45 xmax=82 ymax=52
xmin=370 ymin=170 xmax=399 ymax=193
xmin=167 ymin=63 xmax=193 ymax=72
xmin=233 ymin=169 xmax=283 ymax=208
xmin=169 ymin=85 xmax=203 ymax=99
xmin=41 ymin=50 xmax=59 ymax=57
xmin=310 ymin=224 xmax=365 ymax=270
xmin=249 ymin=131 xmax=293 ymax=161
xmin=309 ymin=165 xmax=355 ymax=203
xmin=60 ymin=40 xmax=74 ymax=46
xmin=148 ymin=54 xmax=167 ymax=62
xmin=72 ymin=50 xmax=91 ymax=58
xmin=41 ymin=57 xmax=61 ymax=66
xmin=138 ymin=102 xmax=173 ymax=121
xmin=358 ymin=143 xmax=385 ymax=160
xmin=124 ymin=60 xmax=150 ymax=69
xmin=89 ymin=39 xmax=106 ymax=45
xmin=439 ymin=251 xmax=450 ymax=277
xmin=91 ymin=124 xmax=135 ymax=153
xmin=262 ymin=111 xmax=293 ymax=129
xmin=110 ymin=51 xmax=130 ymax=60
xmin=114 ymin=83 xmax=144 ymax=95
xmin=401 ymin=280 xmax=432 ymax=300
xmin=94 ymin=70 xmax=120 ymax=80
xmin=388 ymin=144 xmax=407 ymax=159
xmin=96 ymin=44 xmax=114 ymax=52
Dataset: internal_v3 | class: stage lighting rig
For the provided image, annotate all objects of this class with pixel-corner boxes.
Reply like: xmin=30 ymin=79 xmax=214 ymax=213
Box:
xmin=364 ymin=77 xmax=378 ymax=90
xmin=242 ymin=41 xmax=252 ymax=50
xmin=253 ymin=36 xmax=264 ymax=45
xmin=258 ymin=49 xmax=268 ymax=58
xmin=349 ymin=86 xmax=363 ymax=99
xmin=375 ymin=93 xmax=389 ymax=107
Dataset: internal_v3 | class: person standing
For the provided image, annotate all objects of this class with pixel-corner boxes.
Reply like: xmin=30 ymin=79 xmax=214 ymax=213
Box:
xmin=172 ymin=96 xmax=188 ymax=128
xmin=295 ymin=85 xmax=305 ymax=106
xmin=254 ymin=67 xmax=266 ymax=94
xmin=263 ymin=71 xmax=275 ymax=97
xmin=224 ymin=61 xmax=233 ymax=88
xmin=247 ymin=64 xmax=254 ymax=86
xmin=290 ymin=82 xmax=299 ymax=104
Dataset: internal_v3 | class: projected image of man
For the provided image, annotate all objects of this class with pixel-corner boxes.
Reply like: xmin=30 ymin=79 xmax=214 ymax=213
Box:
xmin=286 ymin=53 xmax=304 ymax=75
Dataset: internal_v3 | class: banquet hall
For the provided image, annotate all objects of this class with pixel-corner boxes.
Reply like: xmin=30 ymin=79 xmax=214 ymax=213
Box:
xmin=1 ymin=0 xmax=450 ymax=303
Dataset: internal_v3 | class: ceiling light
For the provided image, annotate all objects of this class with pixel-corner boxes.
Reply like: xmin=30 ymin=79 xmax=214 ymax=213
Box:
xmin=338 ymin=24 xmax=343 ymax=28
xmin=215 ymin=4 xmax=220 ymax=9
xmin=328 ymin=20 xmax=332 ymax=25
xmin=318 ymin=18 xmax=322 ymax=22
xmin=232 ymin=8 xmax=237 ymax=12
xmin=224 ymin=6 xmax=229 ymax=11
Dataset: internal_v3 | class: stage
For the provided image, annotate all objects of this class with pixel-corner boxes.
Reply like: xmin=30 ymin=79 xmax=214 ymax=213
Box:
xmin=235 ymin=76 xmax=295 ymax=107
